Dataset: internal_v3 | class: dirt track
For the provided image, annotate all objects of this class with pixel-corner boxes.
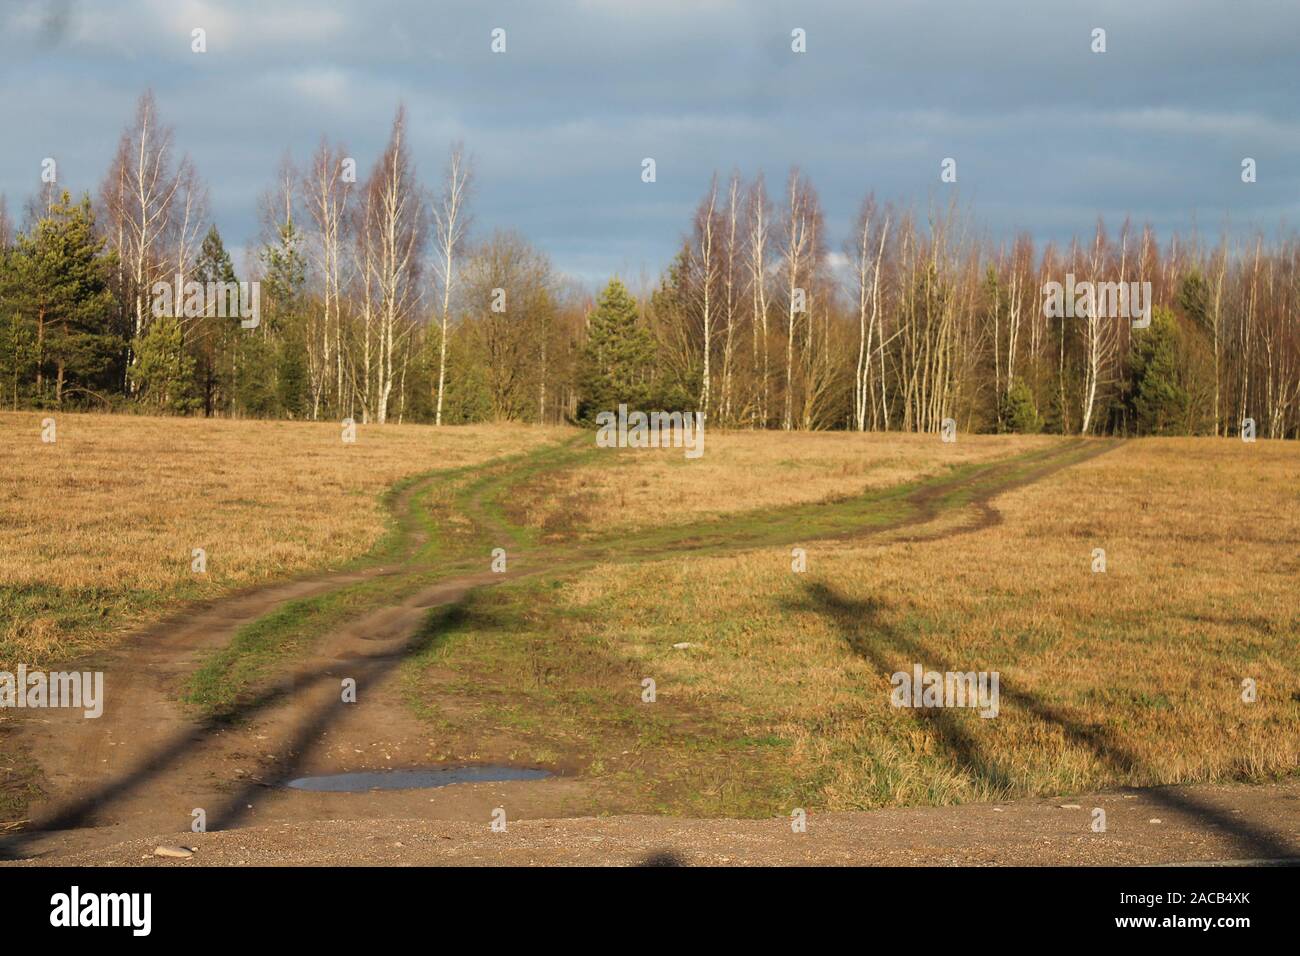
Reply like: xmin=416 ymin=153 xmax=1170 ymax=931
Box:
xmin=11 ymin=778 xmax=1299 ymax=866
xmin=3 ymin=437 xmax=1296 ymax=866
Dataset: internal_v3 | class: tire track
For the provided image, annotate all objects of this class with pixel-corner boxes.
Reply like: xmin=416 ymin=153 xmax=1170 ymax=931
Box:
xmin=1 ymin=437 xmax=1123 ymax=860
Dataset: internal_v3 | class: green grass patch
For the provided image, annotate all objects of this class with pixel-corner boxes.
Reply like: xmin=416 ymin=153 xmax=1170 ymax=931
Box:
xmin=398 ymin=579 xmax=804 ymax=816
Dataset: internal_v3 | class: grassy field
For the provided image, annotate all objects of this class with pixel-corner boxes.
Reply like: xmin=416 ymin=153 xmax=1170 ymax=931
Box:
xmin=3 ymin=414 xmax=1297 ymax=823
xmin=0 ymin=411 xmax=567 ymax=670
xmin=401 ymin=435 xmax=1300 ymax=815
xmin=505 ymin=429 xmax=1058 ymax=538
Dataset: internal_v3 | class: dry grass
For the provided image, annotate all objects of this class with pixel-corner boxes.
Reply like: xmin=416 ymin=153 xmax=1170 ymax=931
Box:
xmin=526 ymin=437 xmax=1300 ymax=811
xmin=6 ymin=417 xmax=1295 ymax=815
xmin=509 ymin=428 xmax=1059 ymax=536
xmin=0 ymin=411 xmax=568 ymax=668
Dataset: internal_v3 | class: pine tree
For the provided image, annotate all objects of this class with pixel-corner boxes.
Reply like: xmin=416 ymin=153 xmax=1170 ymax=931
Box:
xmin=0 ymin=243 xmax=36 ymax=408
xmin=132 ymin=313 xmax=199 ymax=413
xmin=1127 ymin=307 xmax=1189 ymax=435
xmin=998 ymin=380 xmax=1043 ymax=433
xmin=234 ymin=333 xmax=279 ymax=417
xmin=10 ymin=192 xmax=120 ymax=406
xmin=192 ymin=225 xmax=239 ymax=415
xmin=260 ymin=220 xmax=306 ymax=336
xmin=276 ymin=335 xmax=309 ymax=418
xmin=575 ymin=278 xmax=659 ymax=423
xmin=259 ymin=220 xmax=308 ymax=417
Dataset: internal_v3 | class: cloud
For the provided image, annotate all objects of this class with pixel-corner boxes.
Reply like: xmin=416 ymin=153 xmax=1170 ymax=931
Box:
xmin=0 ymin=0 xmax=1296 ymax=283
xmin=285 ymin=68 xmax=353 ymax=105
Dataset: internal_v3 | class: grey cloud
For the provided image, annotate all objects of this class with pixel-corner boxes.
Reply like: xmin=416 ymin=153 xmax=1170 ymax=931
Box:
xmin=1 ymin=0 xmax=1296 ymax=284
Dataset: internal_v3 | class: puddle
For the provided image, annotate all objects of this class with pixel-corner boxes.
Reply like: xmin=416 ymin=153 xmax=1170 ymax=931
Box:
xmin=285 ymin=765 xmax=551 ymax=793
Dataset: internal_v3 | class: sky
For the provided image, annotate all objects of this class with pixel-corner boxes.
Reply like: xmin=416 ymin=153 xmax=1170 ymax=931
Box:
xmin=1 ymin=0 xmax=1297 ymax=286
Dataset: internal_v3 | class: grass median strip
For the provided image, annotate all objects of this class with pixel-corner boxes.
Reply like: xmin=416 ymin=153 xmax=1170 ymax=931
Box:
xmin=186 ymin=441 xmax=1089 ymax=724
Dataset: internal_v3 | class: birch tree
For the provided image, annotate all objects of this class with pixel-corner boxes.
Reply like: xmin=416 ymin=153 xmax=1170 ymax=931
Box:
xmin=744 ymin=174 xmax=772 ymax=427
xmin=850 ymin=194 xmax=889 ymax=431
xmin=431 ymin=143 xmax=472 ymax=426
xmin=302 ymin=137 xmax=354 ymax=419
xmin=779 ymin=168 xmax=820 ymax=430
xmin=719 ymin=172 xmax=742 ymax=425
xmin=99 ymin=91 xmax=190 ymax=385
xmin=359 ymin=107 xmax=428 ymax=424
xmin=690 ymin=176 xmax=720 ymax=416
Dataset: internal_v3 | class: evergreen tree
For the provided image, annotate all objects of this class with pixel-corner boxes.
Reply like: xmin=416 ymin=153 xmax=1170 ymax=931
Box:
xmin=10 ymin=192 xmax=120 ymax=406
xmin=1126 ymin=307 xmax=1189 ymax=435
xmin=276 ymin=334 xmax=310 ymax=418
xmin=131 ymin=313 xmax=199 ymax=413
xmin=191 ymin=225 xmax=239 ymax=416
xmin=0 ymin=308 xmax=35 ymax=409
xmin=434 ymin=330 xmax=493 ymax=424
xmin=575 ymin=278 xmax=660 ymax=423
xmin=998 ymin=380 xmax=1043 ymax=433
xmin=0 ymin=239 xmax=35 ymax=408
xmin=260 ymin=220 xmax=306 ymax=336
xmin=1177 ymin=270 xmax=1210 ymax=332
xmin=257 ymin=219 xmax=308 ymax=418
xmin=234 ymin=333 xmax=279 ymax=417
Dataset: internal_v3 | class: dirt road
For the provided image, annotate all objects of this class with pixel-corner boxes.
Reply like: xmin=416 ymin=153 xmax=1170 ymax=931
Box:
xmin=4 ymin=438 xmax=1295 ymax=866
xmin=10 ymin=778 xmax=1298 ymax=866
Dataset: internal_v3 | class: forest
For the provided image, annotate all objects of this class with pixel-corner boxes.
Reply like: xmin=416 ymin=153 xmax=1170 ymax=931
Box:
xmin=1 ymin=91 xmax=1297 ymax=438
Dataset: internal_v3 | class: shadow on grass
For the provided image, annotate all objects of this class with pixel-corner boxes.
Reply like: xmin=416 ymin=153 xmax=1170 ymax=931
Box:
xmin=785 ymin=579 xmax=1298 ymax=861
xmin=0 ymin=596 xmax=481 ymax=861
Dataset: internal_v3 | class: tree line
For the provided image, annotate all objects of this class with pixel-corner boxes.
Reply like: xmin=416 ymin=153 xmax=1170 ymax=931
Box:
xmin=1 ymin=91 xmax=1296 ymax=438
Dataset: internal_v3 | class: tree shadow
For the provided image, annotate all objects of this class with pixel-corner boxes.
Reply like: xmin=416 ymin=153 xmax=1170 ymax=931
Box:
xmin=784 ymin=579 xmax=1297 ymax=861
xmin=0 ymin=597 xmax=480 ymax=860
xmin=637 ymin=849 xmax=686 ymax=867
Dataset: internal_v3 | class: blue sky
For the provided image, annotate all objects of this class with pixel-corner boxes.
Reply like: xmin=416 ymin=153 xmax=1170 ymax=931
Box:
xmin=1 ymin=0 xmax=1297 ymax=285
